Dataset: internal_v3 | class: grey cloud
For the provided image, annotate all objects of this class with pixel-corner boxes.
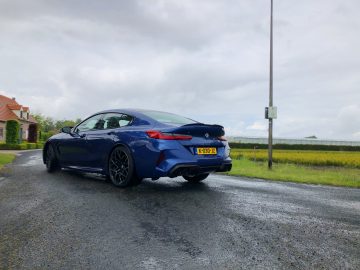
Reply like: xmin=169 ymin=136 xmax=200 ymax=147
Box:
xmin=0 ymin=0 xmax=359 ymax=139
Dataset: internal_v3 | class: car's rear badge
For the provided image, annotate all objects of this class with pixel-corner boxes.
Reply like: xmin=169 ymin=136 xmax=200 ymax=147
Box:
xmin=205 ymin=133 xmax=209 ymax=138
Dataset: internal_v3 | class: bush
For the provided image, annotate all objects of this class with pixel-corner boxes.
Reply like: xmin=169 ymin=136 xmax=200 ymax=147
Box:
xmin=6 ymin=120 xmax=20 ymax=144
xmin=19 ymin=144 xmax=28 ymax=150
xmin=0 ymin=142 xmax=44 ymax=150
xmin=39 ymin=131 xmax=56 ymax=142
xmin=26 ymin=143 xmax=37 ymax=149
xmin=0 ymin=144 xmax=23 ymax=150
xmin=36 ymin=142 xmax=44 ymax=149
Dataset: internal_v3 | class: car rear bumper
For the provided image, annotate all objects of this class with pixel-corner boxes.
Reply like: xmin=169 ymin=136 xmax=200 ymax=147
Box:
xmin=134 ymin=138 xmax=232 ymax=179
xmin=168 ymin=162 xmax=232 ymax=178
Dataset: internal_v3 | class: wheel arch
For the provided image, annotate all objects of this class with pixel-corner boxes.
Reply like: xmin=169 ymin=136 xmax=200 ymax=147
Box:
xmin=105 ymin=142 xmax=138 ymax=176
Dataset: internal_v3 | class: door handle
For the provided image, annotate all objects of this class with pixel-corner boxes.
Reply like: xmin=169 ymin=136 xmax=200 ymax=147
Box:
xmin=107 ymin=131 xmax=115 ymax=135
xmin=80 ymin=133 xmax=86 ymax=138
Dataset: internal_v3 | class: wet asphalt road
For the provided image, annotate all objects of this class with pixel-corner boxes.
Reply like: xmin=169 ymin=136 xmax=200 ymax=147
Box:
xmin=0 ymin=150 xmax=359 ymax=269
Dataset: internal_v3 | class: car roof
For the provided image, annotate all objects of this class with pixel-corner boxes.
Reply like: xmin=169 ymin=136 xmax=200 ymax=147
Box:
xmin=96 ymin=108 xmax=166 ymax=118
xmin=80 ymin=109 xmax=197 ymax=128
xmin=95 ymin=109 xmax=182 ymax=125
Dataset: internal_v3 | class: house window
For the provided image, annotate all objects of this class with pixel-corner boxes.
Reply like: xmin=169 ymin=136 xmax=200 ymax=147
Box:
xmin=0 ymin=128 xmax=3 ymax=140
xmin=27 ymin=112 xmax=29 ymax=119
xmin=20 ymin=111 xmax=23 ymax=118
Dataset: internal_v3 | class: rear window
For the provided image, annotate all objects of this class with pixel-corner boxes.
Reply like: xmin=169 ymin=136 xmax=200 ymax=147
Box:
xmin=142 ymin=111 xmax=197 ymax=125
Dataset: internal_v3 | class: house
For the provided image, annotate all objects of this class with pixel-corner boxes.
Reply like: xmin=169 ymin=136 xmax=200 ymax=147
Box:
xmin=0 ymin=95 xmax=37 ymax=142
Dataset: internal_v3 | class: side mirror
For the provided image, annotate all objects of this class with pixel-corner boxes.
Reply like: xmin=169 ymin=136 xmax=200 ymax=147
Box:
xmin=61 ymin=126 xmax=73 ymax=134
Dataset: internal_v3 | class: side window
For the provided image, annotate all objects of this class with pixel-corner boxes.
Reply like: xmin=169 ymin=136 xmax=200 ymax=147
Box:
xmin=119 ymin=114 xmax=133 ymax=127
xmin=103 ymin=113 xmax=133 ymax=129
xmin=76 ymin=114 xmax=104 ymax=132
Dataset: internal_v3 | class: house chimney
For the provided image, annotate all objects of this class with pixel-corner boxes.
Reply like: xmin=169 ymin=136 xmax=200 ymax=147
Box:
xmin=12 ymin=97 xmax=16 ymax=101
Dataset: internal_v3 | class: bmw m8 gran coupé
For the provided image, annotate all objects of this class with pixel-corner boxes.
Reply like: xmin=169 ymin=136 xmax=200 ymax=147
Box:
xmin=43 ymin=109 xmax=232 ymax=187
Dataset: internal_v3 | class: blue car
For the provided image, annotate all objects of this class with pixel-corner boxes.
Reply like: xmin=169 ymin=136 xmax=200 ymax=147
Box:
xmin=43 ymin=109 xmax=232 ymax=187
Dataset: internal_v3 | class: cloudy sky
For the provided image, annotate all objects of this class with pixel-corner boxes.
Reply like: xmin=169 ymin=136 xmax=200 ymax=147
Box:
xmin=0 ymin=0 xmax=359 ymax=140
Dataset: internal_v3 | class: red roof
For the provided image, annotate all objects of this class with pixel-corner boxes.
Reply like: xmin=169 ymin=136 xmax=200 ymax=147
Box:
xmin=0 ymin=105 xmax=19 ymax=121
xmin=0 ymin=95 xmax=19 ymax=106
xmin=7 ymin=104 xmax=22 ymax=110
xmin=0 ymin=95 xmax=36 ymax=123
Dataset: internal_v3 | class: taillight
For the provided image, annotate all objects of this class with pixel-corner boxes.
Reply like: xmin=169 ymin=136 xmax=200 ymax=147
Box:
xmin=146 ymin=130 xmax=192 ymax=140
xmin=218 ymin=136 xmax=227 ymax=141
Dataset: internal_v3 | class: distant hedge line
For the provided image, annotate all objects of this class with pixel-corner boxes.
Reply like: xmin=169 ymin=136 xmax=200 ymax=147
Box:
xmin=229 ymin=142 xmax=360 ymax=152
xmin=0 ymin=142 xmax=44 ymax=150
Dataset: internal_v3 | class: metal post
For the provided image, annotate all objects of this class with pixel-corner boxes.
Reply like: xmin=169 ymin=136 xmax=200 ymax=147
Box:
xmin=268 ymin=0 xmax=273 ymax=169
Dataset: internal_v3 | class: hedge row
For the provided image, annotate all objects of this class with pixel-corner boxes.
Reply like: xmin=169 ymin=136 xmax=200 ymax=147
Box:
xmin=229 ymin=142 xmax=360 ymax=152
xmin=0 ymin=142 xmax=44 ymax=150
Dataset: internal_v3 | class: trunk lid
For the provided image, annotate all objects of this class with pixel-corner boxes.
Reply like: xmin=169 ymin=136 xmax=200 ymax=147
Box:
xmin=160 ymin=123 xmax=226 ymax=158
xmin=162 ymin=123 xmax=225 ymax=139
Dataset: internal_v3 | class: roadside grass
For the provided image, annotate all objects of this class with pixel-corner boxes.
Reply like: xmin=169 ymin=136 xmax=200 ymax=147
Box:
xmin=0 ymin=153 xmax=16 ymax=170
xmin=226 ymin=158 xmax=360 ymax=188
xmin=230 ymin=149 xmax=360 ymax=168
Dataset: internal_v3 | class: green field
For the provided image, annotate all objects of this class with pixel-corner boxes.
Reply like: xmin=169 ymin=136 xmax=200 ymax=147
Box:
xmin=0 ymin=153 xmax=16 ymax=170
xmin=230 ymin=149 xmax=360 ymax=168
xmin=227 ymin=149 xmax=360 ymax=188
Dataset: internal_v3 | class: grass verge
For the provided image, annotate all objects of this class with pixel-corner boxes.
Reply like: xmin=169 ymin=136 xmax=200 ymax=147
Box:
xmin=226 ymin=158 xmax=360 ymax=188
xmin=230 ymin=149 xmax=360 ymax=168
xmin=0 ymin=153 xmax=16 ymax=170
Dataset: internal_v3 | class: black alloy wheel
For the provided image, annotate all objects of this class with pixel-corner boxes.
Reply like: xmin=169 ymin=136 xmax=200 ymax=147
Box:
xmin=108 ymin=146 xmax=141 ymax=187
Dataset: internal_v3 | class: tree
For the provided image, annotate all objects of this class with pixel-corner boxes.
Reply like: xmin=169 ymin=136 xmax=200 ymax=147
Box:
xmin=55 ymin=120 xmax=78 ymax=130
xmin=75 ymin=118 xmax=82 ymax=125
xmin=33 ymin=113 xmax=56 ymax=132
xmin=43 ymin=117 xmax=56 ymax=132
xmin=6 ymin=120 xmax=20 ymax=144
xmin=33 ymin=113 xmax=82 ymax=141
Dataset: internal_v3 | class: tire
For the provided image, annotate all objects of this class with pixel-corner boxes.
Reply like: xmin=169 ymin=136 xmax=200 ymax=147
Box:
xmin=108 ymin=146 xmax=141 ymax=187
xmin=45 ymin=144 xmax=59 ymax=173
xmin=183 ymin=173 xmax=209 ymax=183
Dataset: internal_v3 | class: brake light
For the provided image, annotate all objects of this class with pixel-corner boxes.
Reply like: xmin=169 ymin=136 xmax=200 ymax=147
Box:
xmin=146 ymin=130 xmax=192 ymax=140
xmin=218 ymin=136 xmax=227 ymax=141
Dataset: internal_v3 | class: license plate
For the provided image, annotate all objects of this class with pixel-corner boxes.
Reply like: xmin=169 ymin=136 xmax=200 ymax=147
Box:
xmin=196 ymin=147 xmax=217 ymax=155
